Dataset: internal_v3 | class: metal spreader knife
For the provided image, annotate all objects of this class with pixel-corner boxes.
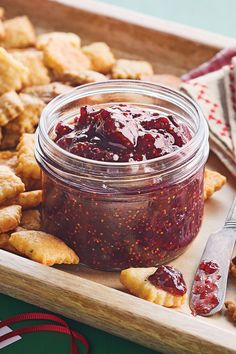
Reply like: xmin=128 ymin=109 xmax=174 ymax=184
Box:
xmin=190 ymin=197 xmax=236 ymax=317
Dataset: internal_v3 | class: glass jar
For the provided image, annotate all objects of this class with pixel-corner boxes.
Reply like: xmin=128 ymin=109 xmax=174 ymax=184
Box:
xmin=35 ymin=80 xmax=209 ymax=271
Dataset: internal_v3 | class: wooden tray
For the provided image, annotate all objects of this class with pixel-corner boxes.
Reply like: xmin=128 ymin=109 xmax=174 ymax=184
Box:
xmin=0 ymin=1 xmax=236 ymax=353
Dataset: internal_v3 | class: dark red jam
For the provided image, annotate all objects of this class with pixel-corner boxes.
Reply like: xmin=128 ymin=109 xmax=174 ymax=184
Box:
xmin=41 ymin=104 xmax=205 ymax=270
xmin=148 ymin=265 xmax=187 ymax=296
xmin=191 ymin=260 xmax=221 ymax=316
xmin=54 ymin=105 xmax=191 ymax=162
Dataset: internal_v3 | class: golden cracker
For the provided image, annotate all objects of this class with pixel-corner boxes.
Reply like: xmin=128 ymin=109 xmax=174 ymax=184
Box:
xmin=0 ymin=204 xmax=22 ymax=233
xmin=20 ymin=209 xmax=41 ymax=230
xmin=18 ymin=93 xmax=45 ymax=133
xmin=0 ymin=91 xmax=24 ymax=126
xmin=112 ymin=59 xmax=153 ymax=79
xmin=0 ymin=165 xmax=24 ymax=203
xmin=82 ymin=42 xmax=115 ymax=74
xmin=2 ymin=94 xmax=45 ymax=149
xmin=9 ymin=230 xmax=79 ymax=266
xmin=16 ymin=133 xmax=41 ymax=181
xmin=12 ymin=49 xmax=50 ymax=86
xmin=37 ymin=32 xmax=81 ymax=50
xmin=120 ymin=267 xmax=186 ymax=308
xmin=0 ymin=47 xmax=28 ymax=94
xmin=0 ymin=150 xmax=17 ymax=170
xmin=22 ymin=82 xmax=73 ymax=104
xmin=2 ymin=16 xmax=36 ymax=49
xmin=15 ymin=190 xmax=42 ymax=209
xmin=225 ymin=301 xmax=236 ymax=320
xmin=61 ymin=70 xmax=107 ymax=85
xmin=204 ymin=168 xmax=226 ymax=200
xmin=43 ymin=38 xmax=90 ymax=76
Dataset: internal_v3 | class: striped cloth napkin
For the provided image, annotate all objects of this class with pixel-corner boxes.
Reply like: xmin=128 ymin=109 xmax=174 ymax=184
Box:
xmin=181 ymin=63 xmax=236 ymax=177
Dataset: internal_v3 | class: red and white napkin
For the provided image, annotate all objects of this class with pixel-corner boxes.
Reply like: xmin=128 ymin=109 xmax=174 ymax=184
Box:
xmin=181 ymin=59 xmax=236 ymax=177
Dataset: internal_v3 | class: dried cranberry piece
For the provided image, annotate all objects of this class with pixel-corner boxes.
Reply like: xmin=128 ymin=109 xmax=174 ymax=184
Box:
xmin=148 ymin=265 xmax=187 ymax=296
xmin=55 ymin=122 xmax=73 ymax=140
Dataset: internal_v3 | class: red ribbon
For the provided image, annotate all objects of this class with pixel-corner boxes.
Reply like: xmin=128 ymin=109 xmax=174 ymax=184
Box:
xmin=0 ymin=312 xmax=89 ymax=354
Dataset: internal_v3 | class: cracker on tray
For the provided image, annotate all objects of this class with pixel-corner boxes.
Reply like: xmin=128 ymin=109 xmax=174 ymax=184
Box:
xmin=0 ymin=204 xmax=22 ymax=233
xmin=9 ymin=230 xmax=79 ymax=266
xmin=3 ymin=190 xmax=42 ymax=209
xmin=12 ymin=49 xmax=50 ymax=86
xmin=18 ymin=93 xmax=45 ymax=133
xmin=37 ymin=32 xmax=81 ymax=50
xmin=2 ymin=16 xmax=36 ymax=49
xmin=22 ymin=82 xmax=73 ymax=104
xmin=204 ymin=168 xmax=226 ymax=200
xmin=61 ymin=70 xmax=107 ymax=85
xmin=0 ymin=150 xmax=17 ymax=169
xmin=0 ymin=165 xmax=25 ymax=203
xmin=0 ymin=91 xmax=24 ymax=126
xmin=225 ymin=301 xmax=236 ymax=320
xmin=0 ymin=47 xmax=28 ymax=95
xmin=120 ymin=267 xmax=187 ymax=308
xmin=82 ymin=42 xmax=115 ymax=74
xmin=15 ymin=190 xmax=42 ymax=209
xmin=16 ymin=133 xmax=41 ymax=181
xmin=43 ymin=38 xmax=90 ymax=76
xmin=112 ymin=59 xmax=153 ymax=79
xmin=20 ymin=209 xmax=41 ymax=230
xmin=2 ymin=94 xmax=45 ymax=149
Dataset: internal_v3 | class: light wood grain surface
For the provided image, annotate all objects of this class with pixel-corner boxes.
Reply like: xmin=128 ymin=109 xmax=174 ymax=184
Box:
xmin=0 ymin=1 xmax=236 ymax=353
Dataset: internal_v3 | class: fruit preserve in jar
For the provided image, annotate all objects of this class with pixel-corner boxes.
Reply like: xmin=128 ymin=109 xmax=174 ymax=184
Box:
xmin=35 ymin=80 xmax=209 ymax=270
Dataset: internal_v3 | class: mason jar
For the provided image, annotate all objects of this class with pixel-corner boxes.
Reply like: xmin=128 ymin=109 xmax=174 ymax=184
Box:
xmin=35 ymin=80 xmax=209 ymax=271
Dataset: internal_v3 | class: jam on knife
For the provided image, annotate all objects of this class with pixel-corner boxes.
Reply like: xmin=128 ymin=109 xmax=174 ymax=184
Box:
xmin=191 ymin=260 xmax=221 ymax=316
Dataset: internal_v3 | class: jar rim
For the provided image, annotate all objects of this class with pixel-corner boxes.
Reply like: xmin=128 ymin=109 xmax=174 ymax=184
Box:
xmin=36 ymin=80 xmax=208 ymax=168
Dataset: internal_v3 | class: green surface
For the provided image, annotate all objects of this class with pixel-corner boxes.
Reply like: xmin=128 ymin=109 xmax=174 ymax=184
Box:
xmin=0 ymin=293 xmax=156 ymax=354
xmin=2 ymin=1 xmax=235 ymax=354
xmin=103 ymin=0 xmax=236 ymax=38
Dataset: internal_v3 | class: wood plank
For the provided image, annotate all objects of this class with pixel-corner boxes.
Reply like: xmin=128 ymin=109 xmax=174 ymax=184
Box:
xmin=0 ymin=250 xmax=235 ymax=354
